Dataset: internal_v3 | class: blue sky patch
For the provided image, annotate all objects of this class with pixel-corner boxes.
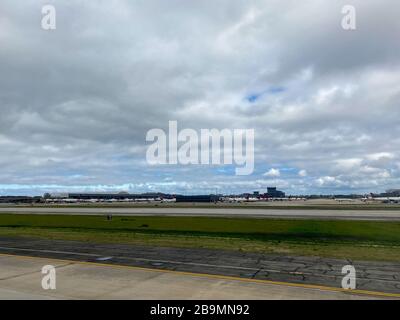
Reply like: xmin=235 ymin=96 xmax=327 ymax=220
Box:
xmin=245 ymin=86 xmax=286 ymax=103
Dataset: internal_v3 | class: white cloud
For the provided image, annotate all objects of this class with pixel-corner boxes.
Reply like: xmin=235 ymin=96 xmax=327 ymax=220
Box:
xmin=298 ymin=170 xmax=307 ymax=177
xmin=264 ymin=168 xmax=280 ymax=178
xmin=316 ymin=176 xmax=338 ymax=187
xmin=334 ymin=158 xmax=363 ymax=172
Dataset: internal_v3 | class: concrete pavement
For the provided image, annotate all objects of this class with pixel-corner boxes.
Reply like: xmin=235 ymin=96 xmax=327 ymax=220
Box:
xmin=0 ymin=254 xmax=389 ymax=300
xmin=1 ymin=207 xmax=400 ymax=220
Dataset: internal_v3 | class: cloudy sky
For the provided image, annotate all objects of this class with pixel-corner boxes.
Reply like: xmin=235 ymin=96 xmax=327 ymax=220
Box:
xmin=1 ymin=0 xmax=399 ymax=195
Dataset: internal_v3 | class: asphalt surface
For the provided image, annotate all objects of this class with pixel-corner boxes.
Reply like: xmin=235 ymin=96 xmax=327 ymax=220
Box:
xmin=1 ymin=207 xmax=400 ymax=220
xmin=0 ymin=237 xmax=399 ymax=295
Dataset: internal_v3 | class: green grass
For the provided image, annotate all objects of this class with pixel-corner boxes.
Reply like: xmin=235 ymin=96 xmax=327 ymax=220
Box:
xmin=1 ymin=214 xmax=400 ymax=261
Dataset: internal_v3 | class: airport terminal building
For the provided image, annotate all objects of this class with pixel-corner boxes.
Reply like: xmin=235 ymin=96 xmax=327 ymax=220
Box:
xmin=175 ymin=195 xmax=220 ymax=203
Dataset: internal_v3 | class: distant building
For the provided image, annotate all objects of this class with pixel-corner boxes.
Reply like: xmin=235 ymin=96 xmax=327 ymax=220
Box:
xmin=175 ymin=195 xmax=220 ymax=203
xmin=0 ymin=196 xmax=41 ymax=204
xmin=265 ymin=187 xmax=285 ymax=198
xmin=41 ymin=192 xmax=179 ymax=204
xmin=383 ymin=189 xmax=400 ymax=197
xmin=64 ymin=192 xmax=171 ymax=201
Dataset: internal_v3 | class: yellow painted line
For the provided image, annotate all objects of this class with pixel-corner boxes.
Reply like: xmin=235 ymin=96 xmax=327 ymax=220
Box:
xmin=0 ymin=252 xmax=399 ymax=299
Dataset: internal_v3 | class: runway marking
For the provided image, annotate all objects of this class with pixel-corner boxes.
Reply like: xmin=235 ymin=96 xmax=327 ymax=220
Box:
xmin=0 ymin=252 xmax=399 ymax=299
xmin=96 ymin=256 xmax=113 ymax=261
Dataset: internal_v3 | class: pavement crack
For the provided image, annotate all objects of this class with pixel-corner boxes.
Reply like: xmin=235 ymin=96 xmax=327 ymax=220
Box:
xmin=251 ymin=267 xmax=263 ymax=279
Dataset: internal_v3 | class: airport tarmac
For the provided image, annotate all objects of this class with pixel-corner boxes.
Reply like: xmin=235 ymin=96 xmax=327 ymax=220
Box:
xmin=0 ymin=253 xmax=391 ymax=300
xmin=0 ymin=207 xmax=400 ymax=220
xmin=0 ymin=237 xmax=399 ymax=298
